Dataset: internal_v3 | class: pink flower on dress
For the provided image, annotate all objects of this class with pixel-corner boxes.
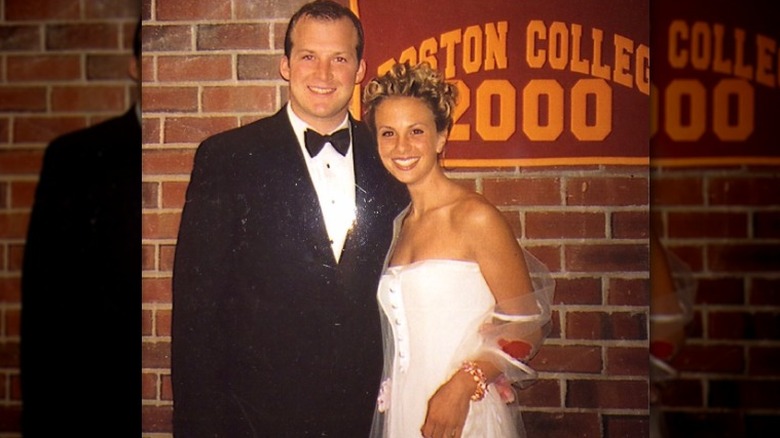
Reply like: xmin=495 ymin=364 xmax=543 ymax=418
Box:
xmin=493 ymin=374 xmax=516 ymax=404
xmin=377 ymin=378 xmax=392 ymax=412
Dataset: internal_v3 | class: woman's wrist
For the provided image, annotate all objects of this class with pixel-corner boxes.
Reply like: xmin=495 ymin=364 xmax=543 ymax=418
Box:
xmin=460 ymin=361 xmax=488 ymax=401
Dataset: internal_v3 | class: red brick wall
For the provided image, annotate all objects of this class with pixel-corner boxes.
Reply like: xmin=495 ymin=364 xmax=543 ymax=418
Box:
xmin=651 ymin=165 xmax=780 ymax=435
xmin=0 ymin=0 xmax=139 ymax=433
xmin=141 ymin=0 xmax=650 ymax=436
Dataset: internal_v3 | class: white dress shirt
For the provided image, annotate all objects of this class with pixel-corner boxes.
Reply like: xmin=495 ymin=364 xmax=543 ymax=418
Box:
xmin=287 ymin=104 xmax=357 ymax=262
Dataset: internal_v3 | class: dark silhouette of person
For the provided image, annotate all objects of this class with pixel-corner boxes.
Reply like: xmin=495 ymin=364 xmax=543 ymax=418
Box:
xmin=19 ymin=20 xmax=141 ymax=436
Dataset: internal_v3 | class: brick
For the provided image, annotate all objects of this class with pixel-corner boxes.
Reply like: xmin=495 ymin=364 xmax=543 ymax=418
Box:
xmin=710 ymin=380 xmax=780 ymax=409
xmin=5 ymin=0 xmax=80 ymax=20
xmin=143 ymin=212 xmax=182 ymax=239
xmin=709 ymin=177 xmax=780 ymax=206
xmin=567 ymin=379 xmax=647 ymax=409
xmin=5 ymin=309 xmax=21 ymax=337
xmin=0 ymin=404 xmax=21 ymax=432
xmin=51 ymin=86 xmax=126 ymax=112
xmin=160 ymin=245 xmax=177 ymax=272
xmin=548 ymin=310 xmax=561 ymax=339
xmin=568 ymin=310 xmax=647 ymax=340
xmin=0 ymin=87 xmax=47 ymax=112
xmin=143 ymin=25 xmax=193 ymax=52
xmin=522 ymin=412 xmax=600 ymax=438
xmin=7 ymin=55 xmax=81 ymax=81
xmin=608 ymin=278 xmax=649 ymax=306
xmin=141 ymin=405 xmax=173 ymax=433
xmin=142 ymin=117 xmax=162 ymax=144
xmin=238 ymin=54 xmax=283 ymax=80
xmin=0 ymin=213 xmax=30 ymax=239
xmin=566 ymin=243 xmax=648 ymax=273
xmin=234 ymin=0 xmax=302 ymax=19
xmin=46 ymin=23 xmax=120 ymax=50
xmin=526 ymin=211 xmax=605 ymax=239
xmin=10 ymin=374 xmax=21 ymax=401
xmin=553 ymin=277 xmax=602 ymax=305
xmin=754 ymin=211 xmax=780 ymax=238
xmin=748 ymin=346 xmax=780 ymax=376
xmin=141 ymin=55 xmax=155 ymax=82
xmin=483 ymin=178 xmax=561 ymax=206
xmin=85 ymin=0 xmax=138 ymax=19
xmin=142 ymin=341 xmax=171 ymax=368
xmin=0 ymin=150 xmax=44 ymax=175
xmin=566 ymin=176 xmax=648 ymax=206
xmin=668 ymin=211 xmax=748 ymax=239
xmin=612 ymin=210 xmax=649 ymax=239
xmin=141 ymin=372 xmax=156 ymax=399
xmin=525 ymin=245 xmax=561 ymax=272
xmin=86 ymin=54 xmax=133 ymax=80
xmin=163 ymin=117 xmax=237 ymax=144
xmin=162 ymin=181 xmax=189 ymax=208
xmin=142 ymin=245 xmax=156 ymax=271
xmin=8 ymin=181 xmax=36 ymax=208
xmin=0 ymin=342 xmax=20 ymax=367
xmin=663 ymin=412 xmax=743 ymax=438
xmin=7 ymin=245 xmax=25 ymax=272
xmin=750 ymin=278 xmax=780 ymax=305
xmin=530 ymin=345 xmax=602 ymax=373
xmin=142 ymin=149 xmax=196 ymax=175
xmin=0 ymin=119 xmax=9 ymax=144
xmin=650 ymin=176 xmax=703 ymax=206
xmin=143 ymin=182 xmax=159 ymax=209
xmin=202 ymin=86 xmax=276 ymax=113
xmin=655 ymin=378 xmax=703 ymax=407
xmin=514 ymin=379 xmax=560 ymax=407
xmin=0 ymin=277 xmax=16 ymax=302
xmin=161 ymin=374 xmax=174 ymax=400
xmin=142 ymin=278 xmax=172 ymax=303
xmin=695 ymin=277 xmax=744 ymax=305
xmin=671 ymin=345 xmax=744 ymax=373
xmin=667 ymin=246 xmax=703 ymax=272
xmin=273 ymin=22 xmax=287 ymax=50
xmin=15 ymin=117 xmax=92 ymax=146
xmin=158 ymin=55 xmax=233 ymax=82
xmin=142 ymin=309 xmax=154 ymax=336
xmin=604 ymin=415 xmax=649 ymax=438
xmin=606 ymin=347 xmax=648 ymax=376
xmin=708 ymin=244 xmax=780 ymax=272
xmin=198 ymin=24 xmax=270 ymax=51
xmin=156 ymin=309 xmax=172 ymax=337
xmin=0 ymin=25 xmax=40 ymax=51
xmin=142 ymin=86 xmax=199 ymax=112
xmin=156 ymin=0 xmax=231 ymax=21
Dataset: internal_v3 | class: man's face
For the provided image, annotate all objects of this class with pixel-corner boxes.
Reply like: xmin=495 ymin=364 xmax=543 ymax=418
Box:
xmin=280 ymin=16 xmax=366 ymax=134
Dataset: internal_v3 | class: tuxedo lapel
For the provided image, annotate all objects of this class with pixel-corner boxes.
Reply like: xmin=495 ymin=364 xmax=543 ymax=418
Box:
xmin=262 ymin=109 xmax=336 ymax=265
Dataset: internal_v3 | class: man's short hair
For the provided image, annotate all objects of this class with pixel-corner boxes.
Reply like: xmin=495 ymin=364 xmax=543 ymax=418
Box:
xmin=284 ymin=0 xmax=365 ymax=61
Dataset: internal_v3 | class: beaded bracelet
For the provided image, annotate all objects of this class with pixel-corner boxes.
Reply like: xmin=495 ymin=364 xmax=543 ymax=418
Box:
xmin=461 ymin=361 xmax=488 ymax=401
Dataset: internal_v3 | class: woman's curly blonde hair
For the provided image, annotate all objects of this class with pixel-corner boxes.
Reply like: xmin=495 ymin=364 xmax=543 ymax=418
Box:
xmin=362 ymin=61 xmax=458 ymax=135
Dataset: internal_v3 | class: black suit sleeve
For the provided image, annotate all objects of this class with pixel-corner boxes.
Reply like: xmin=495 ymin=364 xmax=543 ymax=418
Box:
xmin=171 ymin=139 xmax=238 ymax=434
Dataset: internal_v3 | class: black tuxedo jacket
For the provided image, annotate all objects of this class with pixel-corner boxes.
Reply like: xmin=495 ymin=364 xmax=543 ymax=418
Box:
xmin=20 ymin=108 xmax=141 ymax=436
xmin=172 ymin=108 xmax=408 ymax=437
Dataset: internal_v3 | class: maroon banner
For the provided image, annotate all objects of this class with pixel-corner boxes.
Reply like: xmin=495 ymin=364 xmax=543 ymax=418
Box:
xmin=650 ymin=0 xmax=780 ymax=165
xmin=353 ymin=0 xmax=650 ymax=167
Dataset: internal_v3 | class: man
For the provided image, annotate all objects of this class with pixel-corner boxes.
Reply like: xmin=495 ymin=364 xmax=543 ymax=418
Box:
xmin=20 ymin=20 xmax=142 ymax=436
xmin=171 ymin=1 xmax=408 ymax=436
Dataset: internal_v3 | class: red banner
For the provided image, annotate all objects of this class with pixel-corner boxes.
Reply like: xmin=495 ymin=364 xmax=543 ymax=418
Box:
xmin=353 ymin=0 xmax=650 ymax=167
xmin=651 ymin=0 xmax=779 ymax=166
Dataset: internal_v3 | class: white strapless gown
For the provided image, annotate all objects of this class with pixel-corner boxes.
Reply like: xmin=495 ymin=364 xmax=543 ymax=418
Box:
xmin=374 ymin=259 xmax=523 ymax=438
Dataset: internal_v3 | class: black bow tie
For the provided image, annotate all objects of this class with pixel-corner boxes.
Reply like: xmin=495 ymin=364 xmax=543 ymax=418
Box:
xmin=304 ymin=128 xmax=350 ymax=157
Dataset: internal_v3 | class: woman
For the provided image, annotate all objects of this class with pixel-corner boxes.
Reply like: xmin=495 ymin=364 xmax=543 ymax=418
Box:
xmin=363 ymin=61 xmax=555 ymax=438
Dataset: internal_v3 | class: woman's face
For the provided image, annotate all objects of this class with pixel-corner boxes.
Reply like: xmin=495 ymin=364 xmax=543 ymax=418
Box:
xmin=374 ymin=96 xmax=447 ymax=186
